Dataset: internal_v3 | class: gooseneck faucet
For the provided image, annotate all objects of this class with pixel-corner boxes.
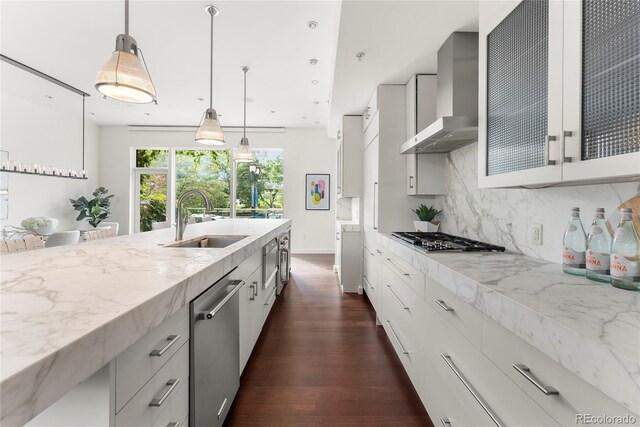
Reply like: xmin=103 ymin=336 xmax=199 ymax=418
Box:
xmin=176 ymin=189 xmax=212 ymax=241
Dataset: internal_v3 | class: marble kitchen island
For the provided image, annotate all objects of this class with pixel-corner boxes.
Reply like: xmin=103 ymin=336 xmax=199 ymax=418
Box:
xmin=0 ymin=219 xmax=291 ymax=426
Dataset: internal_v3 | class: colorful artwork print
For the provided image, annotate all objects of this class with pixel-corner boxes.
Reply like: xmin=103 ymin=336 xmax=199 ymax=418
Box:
xmin=305 ymin=174 xmax=330 ymax=210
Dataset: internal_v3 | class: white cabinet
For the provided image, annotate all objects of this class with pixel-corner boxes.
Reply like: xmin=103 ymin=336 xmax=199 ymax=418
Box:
xmin=335 ymin=222 xmax=363 ymax=293
xmin=405 ymin=75 xmax=445 ymax=196
xmin=478 ymin=0 xmax=639 ymax=189
xmin=362 ymin=85 xmax=415 ymax=244
xmin=337 ymin=115 xmax=363 ymax=198
xmin=238 ymin=263 xmax=263 ymax=374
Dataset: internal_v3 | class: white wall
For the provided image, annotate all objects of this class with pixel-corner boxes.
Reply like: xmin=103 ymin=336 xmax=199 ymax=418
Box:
xmin=434 ymin=143 xmax=639 ymax=263
xmin=98 ymin=126 xmax=336 ymax=253
xmin=0 ymin=62 xmax=100 ymax=231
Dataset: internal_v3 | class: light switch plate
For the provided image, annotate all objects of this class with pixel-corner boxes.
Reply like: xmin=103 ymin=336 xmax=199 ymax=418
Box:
xmin=530 ymin=223 xmax=543 ymax=245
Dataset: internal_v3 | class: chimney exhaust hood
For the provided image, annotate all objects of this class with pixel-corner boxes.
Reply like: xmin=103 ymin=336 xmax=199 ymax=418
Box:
xmin=401 ymin=32 xmax=478 ymax=154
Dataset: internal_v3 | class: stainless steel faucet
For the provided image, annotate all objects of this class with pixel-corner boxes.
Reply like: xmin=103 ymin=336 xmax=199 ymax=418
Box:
xmin=176 ymin=189 xmax=213 ymax=241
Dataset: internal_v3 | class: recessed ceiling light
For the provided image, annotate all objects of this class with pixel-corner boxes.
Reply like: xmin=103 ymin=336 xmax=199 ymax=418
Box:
xmin=313 ymin=101 xmax=319 ymax=105
xmin=144 ymin=112 xmax=150 ymax=116
xmin=307 ymin=21 xmax=318 ymax=29
xmin=44 ymin=95 xmax=53 ymax=99
xmin=218 ymin=114 xmax=223 ymax=117
xmin=356 ymin=51 xmax=365 ymax=61
xmin=88 ymin=112 xmax=96 ymax=116
xmin=314 ymin=121 xmax=320 ymax=124
xmin=301 ymin=116 xmax=307 ymax=119
xmin=270 ymin=110 xmax=276 ymax=114
xmin=309 ymin=58 xmax=318 ymax=65
xmin=197 ymin=97 xmax=204 ymax=101
xmin=311 ymin=80 xmax=319 ymax=84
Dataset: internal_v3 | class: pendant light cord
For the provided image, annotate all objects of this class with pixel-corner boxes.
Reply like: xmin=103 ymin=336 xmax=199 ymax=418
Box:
xmin=243 ymin=67 xmax=248 ymax=139
xmin=209 ymin=8 xmax=214 ymax=109
xmin=124 ymin=0 xmax=129 ymax=35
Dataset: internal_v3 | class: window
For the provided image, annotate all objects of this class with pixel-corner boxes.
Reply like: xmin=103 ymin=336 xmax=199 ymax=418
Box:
xmin=235 ymin=150 xmax=284 ymax=218
xmin=133 ymin=148 xmax=283 ymax=232
xmin=175 ymin=149 xmax=231 ymax=219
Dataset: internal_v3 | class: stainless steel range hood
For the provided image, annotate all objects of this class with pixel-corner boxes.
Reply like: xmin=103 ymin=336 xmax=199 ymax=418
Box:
xmin=401 ymin=32 xmax=478 ymax=154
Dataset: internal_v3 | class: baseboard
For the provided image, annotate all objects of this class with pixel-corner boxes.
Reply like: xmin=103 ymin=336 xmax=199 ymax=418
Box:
xmin=291 ymin=249 xmax=335 ymax=255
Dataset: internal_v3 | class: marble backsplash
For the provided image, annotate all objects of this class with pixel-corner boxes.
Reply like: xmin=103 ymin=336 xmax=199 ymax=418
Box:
xmin=434 ymin=143 xmax=640 ymax=264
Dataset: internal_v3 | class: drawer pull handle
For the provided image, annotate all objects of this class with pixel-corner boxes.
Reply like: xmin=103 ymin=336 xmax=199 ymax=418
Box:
xmin=364 ymin=247 xmax=374 ymax=256
xmin=376 ymin=249 xmax=382 ymax=254
xmin=435 ymin=299 xmax=454 ymax=312
xmin=386 ymin=320 xmax=409 ymax=355
xmin=440 ymin=418 xmax=451 ymax=427
xmin=363 ymin=275 xmax=374 ymax=290
xmin=149 ymin=378 xmax=180 ymax=407
xmin=167 ymin=422 xmax=180 ymax=427
xmin=513 ymin=364 xmax=559 ymax=396
xmin=217 ymin=397 xmax=228 ymax=420
xmin=249 ymin=282 xmax=257 ymax=301
xmin=386 ymin=258 xmax=410 ymax=276
xmin=386 ymin=285 xmax=409 ymax=310
xmin=150 ymin=334 xmax=181 ymax=357
xmin=441 ymin=354 xmax=503 ymax=427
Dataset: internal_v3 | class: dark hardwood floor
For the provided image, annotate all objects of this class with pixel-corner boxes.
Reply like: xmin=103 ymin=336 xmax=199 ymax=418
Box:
xmin=226 ymin=254 xmax=432 ymax=427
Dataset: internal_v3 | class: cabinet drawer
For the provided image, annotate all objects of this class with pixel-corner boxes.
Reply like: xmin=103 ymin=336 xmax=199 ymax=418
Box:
xmin=115 ymin=305 xmax=189 ymax=412
xmin=116 ymin=341 xmax=189 ymax=427
xmin=381 ymin=263 xmax=426 ymax=344
xmin=363 ymin=255 xmax=378 ymax=288
xmin=362 ymin=271 xmax=377 ymax=312
xmin=425 ymin=305 xmax=558 ymax=427
xmin=426 ymin=278 xmax=481 ymax=348
xmin=482 ymin=318 xmax=640 ymax=425
xmin=362 ymin=90 xmax=378 ymax=133
xmin=382 ymin=250 xmax=425 ymax=301
xmin=381 ymin=295 xmax=424 ymax=397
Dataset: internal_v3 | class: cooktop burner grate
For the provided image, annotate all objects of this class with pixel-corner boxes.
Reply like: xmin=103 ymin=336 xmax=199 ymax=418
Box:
xmin=391 ymin=232 xmax=506 ymax=252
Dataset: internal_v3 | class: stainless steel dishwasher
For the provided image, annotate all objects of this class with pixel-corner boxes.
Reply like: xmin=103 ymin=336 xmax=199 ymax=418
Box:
xmin=190 ymin=272 xmax=244 ymax=427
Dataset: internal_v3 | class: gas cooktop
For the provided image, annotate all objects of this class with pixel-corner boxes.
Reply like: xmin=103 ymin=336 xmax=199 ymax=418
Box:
xmin=391 ymin=232 xmax=506 ymax=252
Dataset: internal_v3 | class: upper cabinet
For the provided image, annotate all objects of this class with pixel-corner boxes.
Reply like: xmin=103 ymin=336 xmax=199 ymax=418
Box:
xmin=478 ymin=0 xmax=640 ymax=188
xmin=405 ymin=75 xmax=445 ymax=196
xmin=337 ymin=115 xmax=363 ymax=198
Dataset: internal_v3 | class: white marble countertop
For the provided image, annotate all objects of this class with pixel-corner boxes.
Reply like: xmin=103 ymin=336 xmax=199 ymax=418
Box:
xmin=336 ymin=219 xmax=362 ymax=232
xmin=379 ymin=233 xmax=640 ymax=415
xmin=0 ymin=219 xmax=291 ymax=426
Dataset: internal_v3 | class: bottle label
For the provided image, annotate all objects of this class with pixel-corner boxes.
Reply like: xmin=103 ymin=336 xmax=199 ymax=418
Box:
xmin=567 ymin=224 xmax=578 ymax=232
xmin=586 ymin=249 xmax=610 ymax=274
xmin=610 ymin=254 xmax=640 ymax=283
xmin=563 ymin=246 xmax=585 ymax=269
xmin=614 ymin=228 xmax=629 ymax=240
xmin=590 ymin=226 xmax=603 ymax=236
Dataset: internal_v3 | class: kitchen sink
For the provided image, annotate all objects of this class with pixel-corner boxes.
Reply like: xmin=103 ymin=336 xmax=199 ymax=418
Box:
xmin=166 ymin=235 xmax=249 ymax=249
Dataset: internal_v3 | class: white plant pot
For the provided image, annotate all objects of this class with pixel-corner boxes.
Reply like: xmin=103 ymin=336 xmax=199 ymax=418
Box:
xmin=413 ymin=220 xmax=440 ymax=233
xmin=35 ymin=224 xmax=56 ymax=235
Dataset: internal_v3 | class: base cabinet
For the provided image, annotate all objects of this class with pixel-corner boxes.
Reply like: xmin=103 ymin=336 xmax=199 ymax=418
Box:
xmin=335 ymin=224 xmax=363 ymax=293
xmin=374 ymin=245 xmax=639 ymax=427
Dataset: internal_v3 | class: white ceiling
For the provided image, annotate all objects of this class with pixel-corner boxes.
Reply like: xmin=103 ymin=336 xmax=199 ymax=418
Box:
xmin=328 ymin=0 xmax=479 ymax=136
xmin=1 ymin=0 xmax=341 ymax=128
xmin=1 ymin=1 xmax=480 ymax=134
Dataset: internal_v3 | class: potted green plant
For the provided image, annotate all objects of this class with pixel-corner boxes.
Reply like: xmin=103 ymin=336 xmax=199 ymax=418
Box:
xmin=69 ymin=187 xmax=114 ymax=228
xmin=412 ymin=204 xmax=442 ymax=232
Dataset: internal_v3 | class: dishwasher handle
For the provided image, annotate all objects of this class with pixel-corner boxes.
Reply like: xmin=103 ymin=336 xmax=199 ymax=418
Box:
xmin=197 ymin=280 xmax=245 ymax=320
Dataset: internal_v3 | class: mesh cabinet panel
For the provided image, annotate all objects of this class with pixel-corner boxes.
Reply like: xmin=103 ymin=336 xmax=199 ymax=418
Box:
xmin=487 ymin=0 xmax=549 ymax=176
xmin=582 ymin=0 xmax=640 ymax=160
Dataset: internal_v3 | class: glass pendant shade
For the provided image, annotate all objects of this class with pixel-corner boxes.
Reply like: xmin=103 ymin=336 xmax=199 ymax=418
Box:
xmin=95 ymin=35 xmax=156 ymax=104
xmin=196 ymin=108 xmax=225 ymax=145
xmin=234 ymin=137 xmax=255 ymax=162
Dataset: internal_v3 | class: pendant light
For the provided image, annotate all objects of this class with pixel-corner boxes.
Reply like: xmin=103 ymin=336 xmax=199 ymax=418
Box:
xmin=234 ymin=66 xmax=255 ymax=162
xmin=95 ymin=0 xmax=157 ymax=104
xmin=196 ymin=5 xmax=225 ymax=145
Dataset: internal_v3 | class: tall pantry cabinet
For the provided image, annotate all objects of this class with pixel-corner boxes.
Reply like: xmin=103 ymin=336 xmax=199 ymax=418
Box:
xmin=362 ymin=85 xmax=412 ymax=249
xmin=478 ymin=0 xmax=639 ymax=188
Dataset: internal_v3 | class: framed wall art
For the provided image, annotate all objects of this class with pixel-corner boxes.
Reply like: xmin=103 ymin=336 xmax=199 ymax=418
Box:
xmin=305 ymin=174 xmax=329 ymax=211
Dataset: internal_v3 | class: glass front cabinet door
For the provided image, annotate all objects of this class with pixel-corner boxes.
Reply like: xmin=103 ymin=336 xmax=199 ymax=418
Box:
xmin=478 ymin=0 xmax=640 ymax=188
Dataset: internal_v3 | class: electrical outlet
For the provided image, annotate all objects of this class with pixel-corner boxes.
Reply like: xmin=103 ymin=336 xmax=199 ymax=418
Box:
xmin=530 ymin=224 xmax=543 ymax=245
